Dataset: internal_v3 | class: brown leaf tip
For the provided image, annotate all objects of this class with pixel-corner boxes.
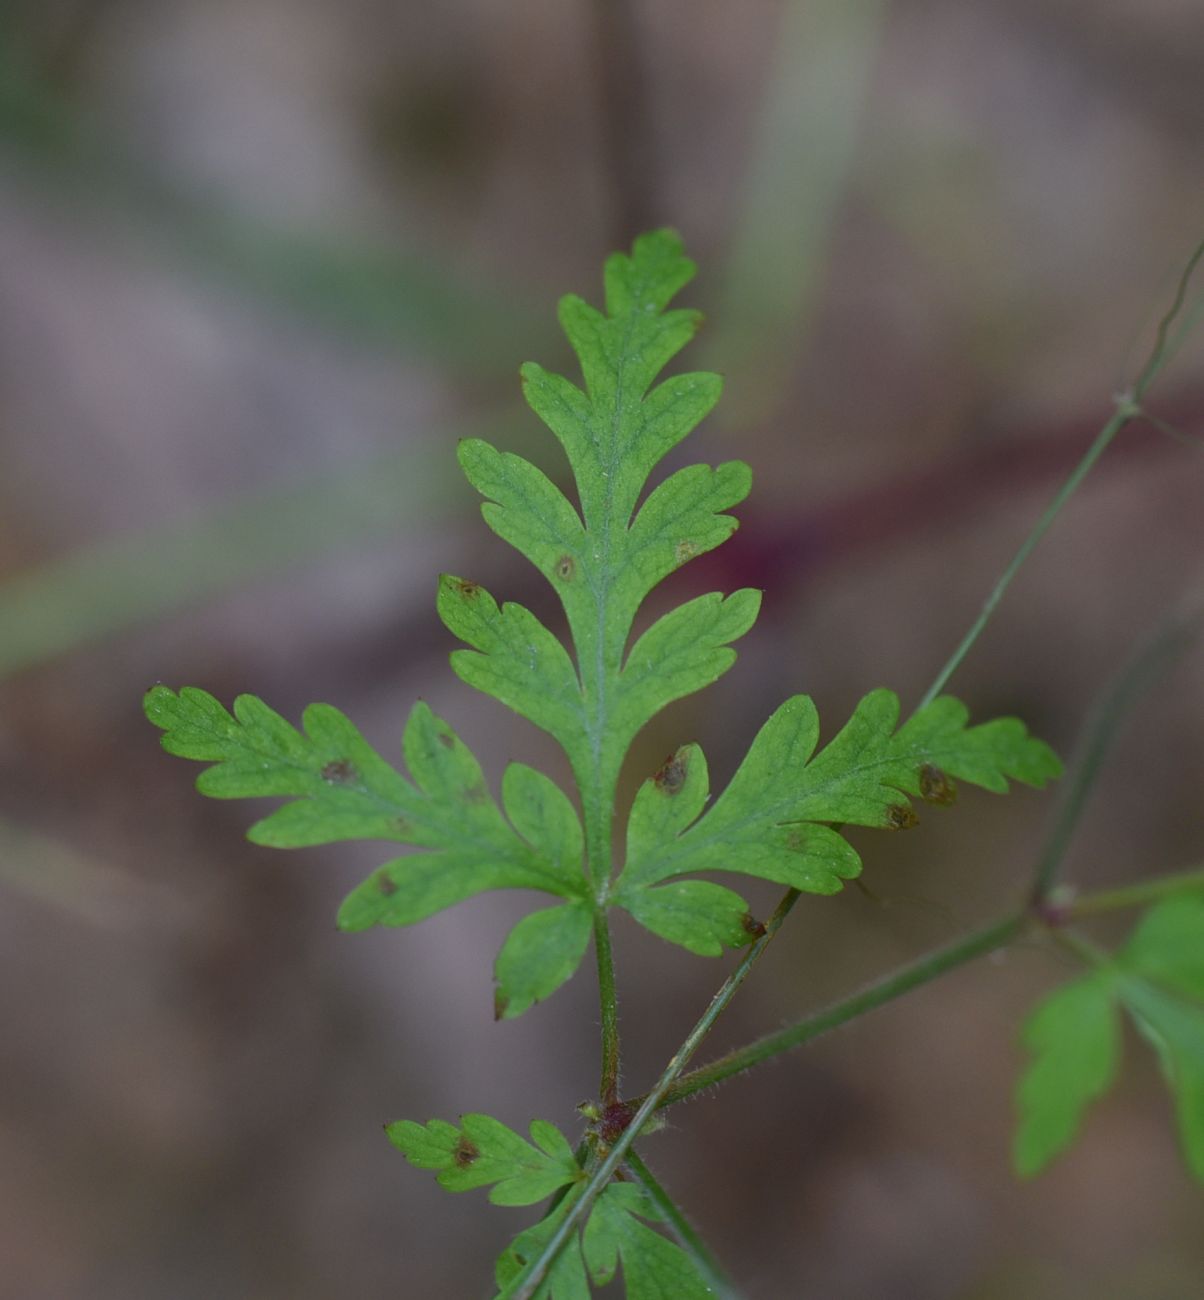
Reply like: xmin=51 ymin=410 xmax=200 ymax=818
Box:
xmin=886 ymin=803 xmax=919 ymax=830
xmin=493 ymin=989 xmax=509 ymax=1021
xmin=653 ymin=750 xmax=689 ymax=795
xmin=919 ymin=763 xmax=957 ymax=806
xmin=741 ymin=912 xmax=767 ymax=939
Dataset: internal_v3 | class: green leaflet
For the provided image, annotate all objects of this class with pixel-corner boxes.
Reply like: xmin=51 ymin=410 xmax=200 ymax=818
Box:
xmin=387 ymin=1114 xmax=583 ymax=1207
xmin=144 ymin=687 xmax=587 ymax=934
xmin=450 ymin=230 xmax=756 ymax=889
xmin=1015 ymin=894 xmax=1204 ymax=1181
xmin=495 ymin=1182 xmax=714 ymax=1300
xmin=494 ymin=903 xmax=595 ymax=1021
xmin=614 ymin=688 xmax=1061 ymax=951
xmin=1013 ymin=972 xmax=1120 ymax=1177
xmin=1117 ymin=895 xmax=1204 ymax=1180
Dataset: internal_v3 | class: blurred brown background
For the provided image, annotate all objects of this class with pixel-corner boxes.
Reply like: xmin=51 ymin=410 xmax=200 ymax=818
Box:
xmin=1 ymin=2 xmax=1202 ymax=1297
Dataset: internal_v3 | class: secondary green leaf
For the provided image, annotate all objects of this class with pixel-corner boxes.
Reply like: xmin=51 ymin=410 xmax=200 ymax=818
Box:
xmin=581 ymin=1183 xmax=714 ymax=1297
xmin=495 ymin=1182 xmax=714 ymax=1300
xmin=1116 ymin=895 xmax=1204 ymax=1178
xmin=145 ymin=687 xmax=588 ymax=940
xmin=387 ymin=1113 xmax=582 ymax=1206
xmin=615 ymin=689 xmax=1061 ymax=953
xmin=1014 ymin=896 xmax=1204 ymax=1183
xmin=495 ymin=1186 xmax=590 ymax=1300
xmin=1117 ymin=894 xmax=1204 ymax=1000
xmin=1013 ymin=971 xmax=1120 ymax=1177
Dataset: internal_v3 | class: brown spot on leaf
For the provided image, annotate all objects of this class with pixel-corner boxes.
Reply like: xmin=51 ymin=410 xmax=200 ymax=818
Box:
xmin=394 ymin=816 xmax=412 ymax=836
xmin=919 ymin=763 xmax=957 ymax=806
xmin=653 ymin=750 xmax=688 ymax=795
xmin=742 ymin=912 xmax=767 ymax=939
xmin=454 ymin=579 xmax=481 ymax=599
xmin=453 ymin=1136 xmax=480 ymax=1168
xmin=674 ymin=539 xmax=699 ymax=564
xmin=377 ymin=872 xmax=398 ymax=896
xmin=785 ymin=827 xmax=807 ymax=852
xmin=555 ymin=554 xmax=576 ymax=581
xmin=321 ymin=759 xmax=357 ymax=783
xmin=436 ymin=731 xmax=455 ymax=750
xmin=465 ymin=782 xmax=488 ymax=805
xmin=886 ymin=803 xmax=918 ymax=830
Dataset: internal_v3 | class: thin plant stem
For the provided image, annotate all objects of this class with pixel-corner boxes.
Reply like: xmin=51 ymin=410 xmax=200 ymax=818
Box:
xmin=919 ymin=234 xmax=1204 ymax=712
xmin=594 ymin=913 xmax=622 ymax=1104
xmin=647 ymin=912 xmax=1027 ymax=1111
xmin=499 ymin=893 xmax=802 ymax=1299
xmin=623 ymin=1149 xmax=739 ymax=1299
xmin=1132 ymin=237 xmax=1204 ymax=399
xmin=1029 ymin=599 xmax=1203 ymax=905
xmin=1070 ymin=866 xmax=1204 ymax=918
xmin=916 ymin=410 xmax=1130 ymax=710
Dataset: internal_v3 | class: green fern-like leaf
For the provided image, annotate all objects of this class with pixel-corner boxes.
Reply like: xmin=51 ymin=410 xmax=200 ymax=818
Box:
xmin=147 ymin=229 xmax=1061 ymax=1011
xmin=388 ymin=1113 xmax=583 ymax=1206
xmin=614 ymin=688 xmax=1061 ymax=949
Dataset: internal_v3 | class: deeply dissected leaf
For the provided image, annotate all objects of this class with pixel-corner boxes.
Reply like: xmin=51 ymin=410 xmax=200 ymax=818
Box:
xmin=387 ymin=1113 xmax=582 ymax=1207
xmin=495 ymin=1182 xmax=714 ymax=1300
xmin=581 ymin=1183 xmax=714 ymax=1297
xmin=145 ymin=688 xmax=593 ymax=995
xmin=495 ymin=1187 xmax=590 ymax=1300
xmin=615 ymin=688 xmax=1061 ymax=954
xmin=452 ymin=230 xmax=756 ymax=853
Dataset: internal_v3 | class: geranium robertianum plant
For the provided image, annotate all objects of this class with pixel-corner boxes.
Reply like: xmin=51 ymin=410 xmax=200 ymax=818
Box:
xmin=146 ymin=231 xmax=1204 ymax=1298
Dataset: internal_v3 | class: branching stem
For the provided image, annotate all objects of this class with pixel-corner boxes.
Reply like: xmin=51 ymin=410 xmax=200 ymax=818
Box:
xmin=1029 ymin=599 xmax=1202 ymax=906
xmin=645 ymin=911 xmax=1027 ymax=1110
xmin=1070 ymin=866 xmax=1204 ymax=917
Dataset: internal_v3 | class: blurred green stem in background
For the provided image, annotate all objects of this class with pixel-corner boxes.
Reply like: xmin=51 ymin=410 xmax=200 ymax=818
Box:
xmin=0 ymin=409 xmax=528 ymax=680
xmin=708 ymin=0 xmax=888 ymax=414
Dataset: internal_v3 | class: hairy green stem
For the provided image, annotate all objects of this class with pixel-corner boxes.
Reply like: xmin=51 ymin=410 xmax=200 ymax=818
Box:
xmin=649 ymin=912 xmax=1027 ymax=1110
xmin=1029 ymin=600 xmax=1203 ymax=905
xmin=623 ymin=1150 xmax=739 ymax=1299
xmin=593 ymin=912 xmax=622 ymax=1104
xmin=500 ymin=893 xmax=802 ymax=1300
xmin=1070 ymin=866 xmax=1204 ymax=917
